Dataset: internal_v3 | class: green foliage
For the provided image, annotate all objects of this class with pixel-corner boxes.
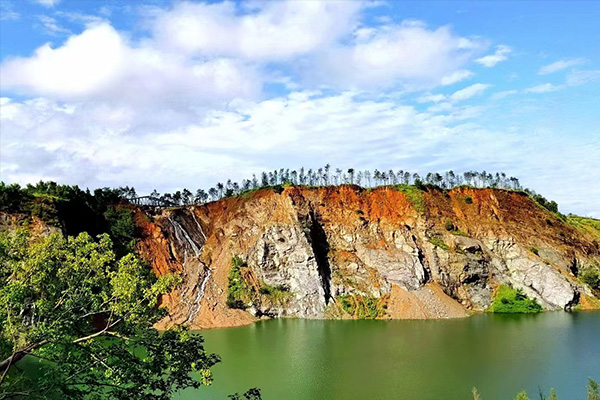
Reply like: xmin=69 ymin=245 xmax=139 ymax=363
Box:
xmin=0 ymin=181 xmax=136 ymax=249
xmin=530 ymin=246 xmax=539 ymax=256
xmin=229 ymin=388 xmax=262 ymax=400
xmin=531 ymin=193 xmax=559 ymax=214
xmin=580 ymin=268 xmax=600 ymax=291
xmin=226 ymin=257 xmax=251 ymax=309
xmin=514 ymin=391 xmax=530 ymax=400
xmin=489 ymin=285 xmax=543 ymax=313
xmin=452 ymin=229 xmax=469 ymax=237
xmin=568 ymin=215 xmax=600 ymax=241
xmin=445 ymin=218 xmax=454 ymax=231
xmin=429 ymin=237 xmax=450 ymax=251
xmin=392 ymin=184 xmax=425 ymax=213
xmin=465 ymin=196 xmax=473 ymax=204
xmin=473 ymin=381 xmax=598 ymax=400
xmin=104 ymin=206 xmax=136 ymax=257
xmin=258 ymin=284 xmax=292 ymax=306
xmin=337 ymin=294 xmax=387 ymax=319
xmin=589 ymin=378 xmax=600 ymax=400
xmin=0 ymin=229 xmax=219 ymax=400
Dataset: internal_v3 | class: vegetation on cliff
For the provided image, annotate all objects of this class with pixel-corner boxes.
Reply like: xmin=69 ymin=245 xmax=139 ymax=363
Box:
xmin=488 ymin=285 xmax=543 ymax=313
xmin=145 ymin=166 xmax=527 ymax=204
xmin=227 ymin=256 xmax=252 ymax=309
xmin=227 ymin=256 xmax=292 ymax=311
xmin=337 ymin=294 xmax=388 ymax=319
xmin=0 ymin=229 xmax=221 ymax=400
xmin=580 ymin=267 xmax=600 ymax=292
xmin=0 ymin=181 xmax=137 ymax=257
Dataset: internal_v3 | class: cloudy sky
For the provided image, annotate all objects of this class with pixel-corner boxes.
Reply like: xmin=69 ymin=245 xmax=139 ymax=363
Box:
xmin=0 ymin=1 xmax=599 ymax=217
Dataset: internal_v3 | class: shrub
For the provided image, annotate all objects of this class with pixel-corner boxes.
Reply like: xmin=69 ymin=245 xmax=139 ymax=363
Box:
xmin=429 ymin=237 xmax=449 ymax=251
xmin=259 ymin=283 xmax=292 ymax=306
xmin=580 ymin=268 xmax=600 ymax=291
xmin=465 ymin=196 xmax=473 ymax=204
xmin=445 ymin=218 xmax=454 ymax=231
xmin=452 ymin=229 xmax=469 ymax=237
xmin=489 ymin=285 xmax=542 ymax=313
xmin=530 ymin=246 xmax=539 ymax=256
xmin=227 ymin=256 xmax=251 ymax=309
xmin=532 ymin=194 xmax=559 ymax=213
xmin=337 ymin=294 xmax=387 ymax=319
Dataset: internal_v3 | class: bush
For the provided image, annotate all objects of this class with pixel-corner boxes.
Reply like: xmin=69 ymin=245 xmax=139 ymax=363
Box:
xmin=530 ymin=246 xmax=539 ymax=256
xmin=580 ymin=268 xmax=600 ymax=291
xmin=258 ymin=284 xmax=292 ymax=306
xmin=531 ymin=193 xmax=559 ymax=214
xmin=489 ymin=285 xmax=542 ymax=313
xmin=465 ymin=196 xmax=473 ymax=204
xmin=445 ymin=218 xmax=454 ymax=231
xmin=227 ymin=257 xmax=251 ymax=309
xmin=429 ymin=237 xmax=449 ymax=250
xmin=337 ymin=294 xmax=387 ymax=319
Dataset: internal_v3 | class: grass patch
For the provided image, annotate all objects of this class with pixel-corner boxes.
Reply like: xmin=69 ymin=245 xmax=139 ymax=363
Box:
xmin=567 ymin=215 xmax=600 ymax=240
xmin=488 ymin=285 xmax=542 ymax=313
xmin=337 ymin=294 xmax=388 ymax=319
xmin=259 ymin=283 xmax=293 ymax=306
xmin=429 ymin=237 xmax=449 ymax=250
xmin=391 ymin=184 xmax=425 ymax=213
xmin=227 ymin=256 xmax=295 ymax=310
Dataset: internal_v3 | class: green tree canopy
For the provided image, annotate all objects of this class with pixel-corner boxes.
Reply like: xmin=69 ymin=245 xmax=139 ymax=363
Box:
xmin=0 ymin=229 xmax=219 ymax=400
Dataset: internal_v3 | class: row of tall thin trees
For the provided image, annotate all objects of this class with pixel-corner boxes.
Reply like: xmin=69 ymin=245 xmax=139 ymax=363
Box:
xmin=143 ymin=165 xmax=523 ymax=206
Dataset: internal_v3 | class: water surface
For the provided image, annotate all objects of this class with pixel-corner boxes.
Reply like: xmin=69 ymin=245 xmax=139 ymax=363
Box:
xmin=175 ymin=312 xmax=600 ymax=400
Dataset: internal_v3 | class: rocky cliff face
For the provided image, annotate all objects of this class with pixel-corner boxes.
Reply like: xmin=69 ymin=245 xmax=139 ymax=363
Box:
xmin=134 ymin=186 xmax=600 ymax=329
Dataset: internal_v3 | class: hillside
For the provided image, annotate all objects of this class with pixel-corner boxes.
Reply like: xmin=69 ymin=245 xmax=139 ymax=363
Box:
xmin=131 ymin=185 xmax=600 ymax=329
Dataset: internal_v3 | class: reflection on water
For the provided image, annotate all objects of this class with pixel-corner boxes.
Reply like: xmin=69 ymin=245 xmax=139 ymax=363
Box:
xmin=174 ymin=312 xmax=600 ymax=400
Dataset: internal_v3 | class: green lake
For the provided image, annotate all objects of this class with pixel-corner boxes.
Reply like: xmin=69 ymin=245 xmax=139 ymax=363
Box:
xmin=175 ymin=312 xmax=600 ymax=400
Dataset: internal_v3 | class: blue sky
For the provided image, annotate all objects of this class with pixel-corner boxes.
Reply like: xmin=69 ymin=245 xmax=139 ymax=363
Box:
xmin=0 ymin=0 xmax=599 ymax=216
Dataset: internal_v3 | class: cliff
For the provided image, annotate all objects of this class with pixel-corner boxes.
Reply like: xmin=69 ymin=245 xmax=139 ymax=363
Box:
xmin=133 ymin=185 xmax=600 ymax=329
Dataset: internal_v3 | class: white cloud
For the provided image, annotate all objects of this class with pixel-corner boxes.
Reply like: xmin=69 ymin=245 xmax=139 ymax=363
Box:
xmin=417 ymin=93 xmax=446 ymax=103
xmin=0 ymin=2 xmax=19 ymax=20
xmin=307 ymin=22 xmax=484 ymax=89
xmin=538 ymin=58 xmax=586 ymax=75
xmin=475 ymin=45 xmax=512 ymax=67
xmin=38 ymin=15 xmax=71 ymax=35
xmin=440 ymin=69 xmax=473 ymax=85
xmin=524 ymin=83 xmax=560 ymax=93
xmin=2 ymin=91 xmax=598 ymax=216
xmin=491 ymin=90 xmax=518 ymax=100
xmin=0 ymin=23 xmax=261 ymax=104
xmin=151 ymin=1 xmax=365 ymax=61
xmin=566 ymin=70 xmax=600 ymax=86
xmin=34 ymin=0 xmax=61 ymax=7
xmin=449 ymin=83 xmax=491 ymax=102
xmin=2 ymin=0 xmax=598 ymax=218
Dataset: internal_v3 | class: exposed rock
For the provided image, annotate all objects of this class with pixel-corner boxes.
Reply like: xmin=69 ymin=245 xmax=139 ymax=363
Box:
xmin=134 ymin=186 xmax=600 ymax=329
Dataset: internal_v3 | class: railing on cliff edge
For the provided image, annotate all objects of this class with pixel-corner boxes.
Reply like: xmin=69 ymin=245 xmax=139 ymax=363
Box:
xmin=131 ymin=196 xmax=176 ymax=208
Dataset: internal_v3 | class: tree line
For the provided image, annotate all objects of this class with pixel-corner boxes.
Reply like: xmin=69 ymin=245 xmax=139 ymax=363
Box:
xmin=147 ymin=165 xmax=526 ymax=206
